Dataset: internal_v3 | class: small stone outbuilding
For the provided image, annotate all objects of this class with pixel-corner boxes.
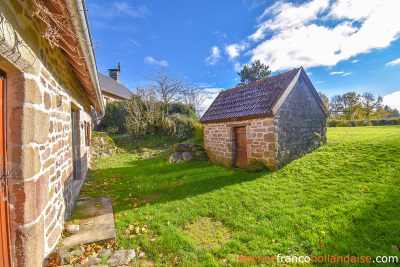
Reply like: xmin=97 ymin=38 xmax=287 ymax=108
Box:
xmin=200 ymin=67 xmax=328 ymax=171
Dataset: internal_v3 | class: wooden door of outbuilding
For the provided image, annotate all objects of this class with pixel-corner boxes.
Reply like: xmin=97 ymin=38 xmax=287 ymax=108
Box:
xmin=234 ymin=127 xmax=247 ymax=168
xmin=0 ymin=73 xmax=11 ymax=266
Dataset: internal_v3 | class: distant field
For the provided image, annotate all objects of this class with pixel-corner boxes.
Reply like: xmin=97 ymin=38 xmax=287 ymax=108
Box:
xmin=81 ymin=126 xmax=400 ymax=266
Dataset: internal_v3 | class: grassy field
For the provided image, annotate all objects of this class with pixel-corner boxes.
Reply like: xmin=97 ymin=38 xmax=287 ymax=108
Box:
xmin=80 ymin=126 xmax=400 ymax=266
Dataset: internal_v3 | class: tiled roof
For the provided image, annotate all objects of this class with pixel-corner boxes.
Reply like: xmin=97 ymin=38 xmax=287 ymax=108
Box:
xmin=98 ymin=72 xmax=133 ymax=100
xmin=200 ymin=68 xmax=300 ymax=123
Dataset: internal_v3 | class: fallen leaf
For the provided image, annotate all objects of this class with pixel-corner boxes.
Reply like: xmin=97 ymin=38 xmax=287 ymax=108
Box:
xmin=159 ymin=253 xmax=163 ymax=258
xmin=271 ymin=239 xmax=276 ymax=243
xmin=245 ymin=229 xmax=250 ymax=233
xmin=167 ymin=221 xmax=171 ymax=225
xmin=393 ymin=245 xmax=400 ymax=254
xmin=320 ymin=231 xmax=326 ymax=234
xmin=149 ymin=238 xmax=156 ymax=242
xmin=123 ymin=230 xmax=130 ymax=236
xmin=172 ymin=253 xmax=178 ymax=260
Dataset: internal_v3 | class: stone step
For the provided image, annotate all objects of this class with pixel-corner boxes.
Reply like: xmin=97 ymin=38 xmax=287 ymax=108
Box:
xmin=60 ymin=197 xmax=116 ymax=247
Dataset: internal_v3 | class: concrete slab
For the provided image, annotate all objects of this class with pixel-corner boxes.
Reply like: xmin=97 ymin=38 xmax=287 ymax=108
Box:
xmin=60 ymin=197 xmax=116 ymax=247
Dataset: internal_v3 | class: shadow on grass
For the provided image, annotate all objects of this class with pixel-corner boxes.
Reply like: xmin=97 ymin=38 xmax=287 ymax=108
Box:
xmin=89 ymin=157 xmax=266 ymax=213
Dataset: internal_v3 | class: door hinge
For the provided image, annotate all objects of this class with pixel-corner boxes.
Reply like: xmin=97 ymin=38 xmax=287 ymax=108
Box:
xmin=1 ymin=158 xmax=8 ymax=195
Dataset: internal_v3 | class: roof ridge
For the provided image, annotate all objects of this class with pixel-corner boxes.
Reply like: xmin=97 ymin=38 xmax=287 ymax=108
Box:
xmin=222 ymin=67 xmax=299 ymax=93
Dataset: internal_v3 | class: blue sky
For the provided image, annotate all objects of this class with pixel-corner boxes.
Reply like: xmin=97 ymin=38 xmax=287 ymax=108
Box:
xmin=86 ymin=0 xmax=400 ymax=111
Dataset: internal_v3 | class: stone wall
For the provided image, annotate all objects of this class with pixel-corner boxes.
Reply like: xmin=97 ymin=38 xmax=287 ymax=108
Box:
xmin=274 ymin=76 xmax=327 ymax=168
xmin=0 ymin=2 xmax=93 ymax=266
xmin=203 ymin=118 xmax=276 ymax=170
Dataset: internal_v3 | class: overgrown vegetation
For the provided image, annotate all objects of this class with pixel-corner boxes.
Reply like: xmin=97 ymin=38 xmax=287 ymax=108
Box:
xmin=81 ymin=126 xmax=400 ymax=266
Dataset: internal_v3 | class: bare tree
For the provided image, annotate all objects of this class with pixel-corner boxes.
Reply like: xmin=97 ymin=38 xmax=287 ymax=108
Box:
xmin=181 ymin=83 xmax=207 ymax=117
xmin=142 ymin=66 xmax=184 ymax=107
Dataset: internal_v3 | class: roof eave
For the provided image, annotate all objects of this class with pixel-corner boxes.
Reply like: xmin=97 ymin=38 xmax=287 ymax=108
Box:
xmin=64 ymin=0 xmax=105 ymax=115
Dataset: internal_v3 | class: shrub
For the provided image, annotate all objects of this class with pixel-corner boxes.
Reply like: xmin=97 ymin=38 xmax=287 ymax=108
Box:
xmin=163 ymin=113 xmax=197 ymax=141
xmin=193 ymin=123 xmax=204 ymax=142
xmin=164 ymin=103 xmax=197 ymax=119
xmin=97 ymin=101 xmax=128 ymax=134
xmin=328 ymin=118 xmax=400 ymax=127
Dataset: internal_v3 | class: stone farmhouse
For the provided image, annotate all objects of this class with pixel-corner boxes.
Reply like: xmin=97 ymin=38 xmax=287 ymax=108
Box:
xmin=0 ymin=0 xmax=104 ymax=266
xmin=99 ymin=65 xmax=133 ymax=106
xmin=200 ymin=67 xmax=328 ymax=171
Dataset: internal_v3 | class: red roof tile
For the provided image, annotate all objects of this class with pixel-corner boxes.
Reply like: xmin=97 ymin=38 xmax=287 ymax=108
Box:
xmin=200 ymin=68 xmax=300 ymax=123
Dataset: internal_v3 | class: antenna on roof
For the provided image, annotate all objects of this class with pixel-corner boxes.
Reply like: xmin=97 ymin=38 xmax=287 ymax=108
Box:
xmin=118 ymin=62 xmax=121 ymax=72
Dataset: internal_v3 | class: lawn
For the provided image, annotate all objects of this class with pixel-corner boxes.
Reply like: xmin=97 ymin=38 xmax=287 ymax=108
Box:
xmin=80 ymin=126 xmax=400 ymax=266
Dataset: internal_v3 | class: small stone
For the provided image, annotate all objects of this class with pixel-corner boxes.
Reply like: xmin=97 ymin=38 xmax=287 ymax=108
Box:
xmin=175 ymin=143 xmax=192 ymax=152
xmin=138 ymin=252 xmax=146 ymax=258
xmin=58 ymin=246 xmax=85 ymax=265
xmin=98 ymin=248 xmax=112 ymax=258
xmin=169 ymin=152 xmax=182 ymax=163
xmin=74 ymin=257 xmax=101 ymax=267
xmin=107 ymin=249 xmax=136 ymax=266
xmin=182 ymin=152 xmax=193 ymax=162
xmin=66 ymin=224 xmax=80 ymax=234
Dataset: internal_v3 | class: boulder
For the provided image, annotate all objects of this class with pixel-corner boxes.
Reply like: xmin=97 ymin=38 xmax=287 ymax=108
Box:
xmin=57 ymin=246 xmax=85 ymax=265
xmin=175 ymin=143 xmax=193 ymax=152
xmin=182 ymin=152 xmax=193 ymax=162
xmin=169 ymin=152 xmax=182 ymax=163
xmin=107 ymin=249 xmax=136 ymax=266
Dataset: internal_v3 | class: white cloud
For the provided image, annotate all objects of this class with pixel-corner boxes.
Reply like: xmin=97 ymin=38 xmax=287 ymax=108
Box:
xmin=234 ymin=62 xmax=242 ymax=72
xmin=352 ymin=59 xmax=360 ymax=63
xmin=383 ymin=91 xmax=400 ymax=110
xmin=330 ymin=71 xmax=344 ymax=75
xmin=225 ymin=43 xmax=248 ymax=60
xmin=306 ymin=72 xmax=312 ymax=75
xmin=330 ymin=71 xmax=351 ymax=76
xmin=128 ymin=39 xmax=141 ymax=47
xmin=249 ymin=0 xmax=400 ymax=71
xmin=144 ymin=56 xmax=168 ymax=67
xmin=113 ymin=3 xmax=150 ymax=19
xmin=315 ymin=81 xmax=324 ymax=84
xmin=386 ymin=58 xmax=400 ymax=66
xmin=205 ymin=46 xmax=221 ymax=65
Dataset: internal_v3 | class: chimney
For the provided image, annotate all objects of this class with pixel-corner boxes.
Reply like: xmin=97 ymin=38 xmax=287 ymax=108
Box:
xmin=108 ymin=62 xmax=121 ymax=83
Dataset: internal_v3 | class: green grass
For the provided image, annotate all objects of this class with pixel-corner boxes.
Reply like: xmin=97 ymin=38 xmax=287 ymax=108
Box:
xmin=81 ymin=126 xmax=400 ymax=266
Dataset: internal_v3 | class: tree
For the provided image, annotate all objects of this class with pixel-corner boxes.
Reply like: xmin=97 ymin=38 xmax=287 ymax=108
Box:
xmin=342 ymin=92 xmax=361 ymax=120
xmin=143 ymin=66 xmax=184 ymax=109
xmin=390 ymin=108 xmax=400 ymax=118
xmin=361 ymin=92 xmax=376 ymax=119
xmin=318 ymin=92 xmax=330 ymax=112
xmin=181 ymin=83 xmax=207 ymax=117
xmin=330 ymin=95 xmax=343 ymax=119
xmin=237 ymin=59 xmax=271 ymax=86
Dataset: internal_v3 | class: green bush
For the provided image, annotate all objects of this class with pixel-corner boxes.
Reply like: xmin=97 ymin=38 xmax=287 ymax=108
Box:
xmin=97 ymin=101 xmax=128 ymax=134
xmin=193 ymin=123 xmax=204 ymax=142
xmin=163 ymin=113 xmax=197 ymax=141
xmin=164 ymin=103 xmax=197 ymax=119
xmin=328 ymin=118 xmax=400 ymax=127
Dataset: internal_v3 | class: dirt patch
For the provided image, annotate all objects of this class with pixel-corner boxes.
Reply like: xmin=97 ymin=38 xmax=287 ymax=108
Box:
xmin=184 ymin=217 xmax=233 ymax=249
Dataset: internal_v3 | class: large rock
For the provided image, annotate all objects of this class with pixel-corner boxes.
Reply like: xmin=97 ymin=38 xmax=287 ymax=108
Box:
xmin=169 ymin=152 xmax=182 ymax=163
xmin=182 ymin=152 xmax=193 ymax=162
xmin=107 ymin=249 xmax=136 ymax=266
xmin=57 ymin=246 xmax=85 ymax=265
xmin=175 ymin=143 xmax=193 ymax=152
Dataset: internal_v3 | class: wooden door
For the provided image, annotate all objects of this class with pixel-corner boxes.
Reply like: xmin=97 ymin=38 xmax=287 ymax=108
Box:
xmin=234 ymin=127 xmax=247 ymax=168
xmin=0 ymin=73 xmax=11 ymax=266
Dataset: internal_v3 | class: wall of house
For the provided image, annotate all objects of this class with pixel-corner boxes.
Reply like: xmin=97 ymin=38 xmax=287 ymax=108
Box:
xmin=0 ymin=2 xmax=93 ymax=266
xmin=203 ymin=118 xmax=276 ymax=170
xmin=274 ymin=77 xmax=327 ymax=168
